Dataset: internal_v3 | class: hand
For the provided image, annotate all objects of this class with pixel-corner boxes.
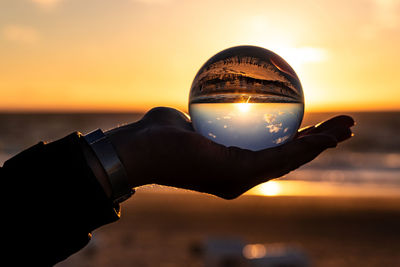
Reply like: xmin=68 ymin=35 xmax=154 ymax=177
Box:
xmin=106 ymin=107 xmax=354 ymax=199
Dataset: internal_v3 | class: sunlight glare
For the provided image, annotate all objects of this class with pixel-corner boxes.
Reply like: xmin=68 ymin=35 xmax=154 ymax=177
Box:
xmin=235 ymin=102 xmax=251 ymax=113
xmin=268 ymin=46 xmax=329 ymax=73
xmin=258 ymin=181 xmax=281 ymax=196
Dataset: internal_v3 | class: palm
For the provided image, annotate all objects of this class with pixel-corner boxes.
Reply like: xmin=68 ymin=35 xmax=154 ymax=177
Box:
xmin=109 ymin=107 xmax=354 ymax=199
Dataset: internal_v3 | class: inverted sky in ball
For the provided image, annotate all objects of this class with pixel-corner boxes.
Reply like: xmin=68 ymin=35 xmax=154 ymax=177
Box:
xmin=189 ymin=45 xmax=305 ymax=151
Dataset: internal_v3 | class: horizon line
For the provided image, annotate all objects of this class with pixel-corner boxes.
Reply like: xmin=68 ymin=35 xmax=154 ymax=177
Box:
xmin=0 ymin=108 xmax=399 ymax=114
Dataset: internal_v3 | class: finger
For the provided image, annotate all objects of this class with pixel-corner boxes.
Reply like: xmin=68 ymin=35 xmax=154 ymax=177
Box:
xmin=186 ymin=133 xmax=336 ymax=199
xmin=193 ymin=116 xmax=351 ymax=182
xmin=296 ymin=115 xmax=355 ymax=141
xmin=253 ymin=134 xmax=337 ymax=180
xmin=142 ymin=107 xmax=194 ymax=131
xmin=203 ymin=133 xmax=335 ymax=180
xmin=209 ymin=134 xmax=337 ymax=198
xmin=322 ymin=125 xmax=353 ymax=142
xmin=314 ymin=115 xmax=355 ymax=131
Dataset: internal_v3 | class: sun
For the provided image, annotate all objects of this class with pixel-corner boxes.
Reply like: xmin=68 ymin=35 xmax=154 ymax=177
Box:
xmin=235 ymin=102 xmax=251 ymax=113
xmin=258 ymin=181 xmax=281 ymax=196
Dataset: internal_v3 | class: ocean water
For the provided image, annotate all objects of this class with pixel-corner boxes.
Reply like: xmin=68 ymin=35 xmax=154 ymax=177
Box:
xmin=0 ymin=112 xmax=399 ymax=196
xmin=189 ymin=103 xmax=304 ymax=150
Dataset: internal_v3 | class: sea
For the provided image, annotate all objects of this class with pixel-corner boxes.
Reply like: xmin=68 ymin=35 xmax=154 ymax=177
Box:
xmin=1 ymin=111 xmax=399 ymax=197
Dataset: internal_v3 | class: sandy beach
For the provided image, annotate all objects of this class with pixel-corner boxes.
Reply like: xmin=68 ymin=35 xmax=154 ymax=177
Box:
xmin=57 ymin=191 xmax=400 ymax=267
xmin=1 ymin=112 xmax=398 ymax=266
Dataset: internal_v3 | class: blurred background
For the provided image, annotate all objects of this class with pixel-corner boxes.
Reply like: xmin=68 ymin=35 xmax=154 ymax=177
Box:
xmin=1 ymin=0 xmax=400 ymax=266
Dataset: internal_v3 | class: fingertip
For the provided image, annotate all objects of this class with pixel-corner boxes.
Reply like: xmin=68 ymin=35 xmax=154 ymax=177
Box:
xmin=142 ymin=106 xmax=194 ymax=131
xmin=336 ymin=115 xmax=355 ymax=126
xmin=335 ymin=127 xmax=354 ymax=142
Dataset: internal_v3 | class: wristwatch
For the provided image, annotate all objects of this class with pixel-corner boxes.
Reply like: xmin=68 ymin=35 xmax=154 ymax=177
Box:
xmin=84 ymin=129 xmax=134 ymax=203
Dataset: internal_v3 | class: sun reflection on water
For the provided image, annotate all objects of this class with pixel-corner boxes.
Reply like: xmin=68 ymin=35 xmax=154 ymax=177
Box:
xmin=250 ymin=180 xmax=400 ymax=198
xmin=258 ymin=181 xmax=281 ymax=196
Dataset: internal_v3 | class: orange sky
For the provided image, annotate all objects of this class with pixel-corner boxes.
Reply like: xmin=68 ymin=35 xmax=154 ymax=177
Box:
xmin=0 ymin=0 xmax=399 ymax=112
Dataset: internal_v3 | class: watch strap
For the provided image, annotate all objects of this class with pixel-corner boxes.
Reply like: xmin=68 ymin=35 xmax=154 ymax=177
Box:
xmin=84 ymin=129 xmax=134 ymax=203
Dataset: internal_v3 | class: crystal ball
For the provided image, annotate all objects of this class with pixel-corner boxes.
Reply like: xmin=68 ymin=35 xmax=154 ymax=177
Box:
xmin=188 ymin=45 xmax=304 ymax=151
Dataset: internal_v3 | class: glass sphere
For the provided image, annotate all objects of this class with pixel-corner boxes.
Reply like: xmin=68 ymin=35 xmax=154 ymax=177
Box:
xmin=189 ymin=45 xmax=304 ymax=151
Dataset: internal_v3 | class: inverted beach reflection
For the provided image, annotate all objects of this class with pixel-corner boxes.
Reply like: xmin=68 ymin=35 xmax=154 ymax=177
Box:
xmin=189 ymin=102 xmax=304 ymax=150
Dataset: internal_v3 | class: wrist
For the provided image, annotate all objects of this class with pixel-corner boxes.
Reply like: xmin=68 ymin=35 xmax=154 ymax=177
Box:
xmin=104 ymin=123 xmax=152 ymax=188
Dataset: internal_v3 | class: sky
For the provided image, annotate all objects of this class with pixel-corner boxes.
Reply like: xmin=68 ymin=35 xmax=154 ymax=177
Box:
xmin=0 ymin=0 xmax=399 ymax=112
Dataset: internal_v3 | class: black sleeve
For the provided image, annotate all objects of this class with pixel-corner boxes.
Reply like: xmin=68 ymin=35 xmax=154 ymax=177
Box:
xmin=1 ymin=132 xmax=120 ymax=266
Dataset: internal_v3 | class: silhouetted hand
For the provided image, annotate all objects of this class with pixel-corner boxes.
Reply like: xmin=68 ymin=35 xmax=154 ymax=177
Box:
xmin=106 ymin=107 xmax=354 ymax=199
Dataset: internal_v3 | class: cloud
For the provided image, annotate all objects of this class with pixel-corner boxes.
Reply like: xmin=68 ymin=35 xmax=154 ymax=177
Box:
xmin=360 ymin=0 xmax=400 ymax=39
xmin=2 ymin=25 xmax=40 ymax=44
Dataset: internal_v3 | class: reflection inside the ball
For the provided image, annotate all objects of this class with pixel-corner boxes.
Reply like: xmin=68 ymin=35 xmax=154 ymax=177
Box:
xmin=189 ymin=102 xmax=304 ymax=151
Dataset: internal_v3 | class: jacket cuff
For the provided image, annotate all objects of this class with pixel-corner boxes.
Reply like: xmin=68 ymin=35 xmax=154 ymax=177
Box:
xmin=4 ymin=132 xmax=121 ymax=232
